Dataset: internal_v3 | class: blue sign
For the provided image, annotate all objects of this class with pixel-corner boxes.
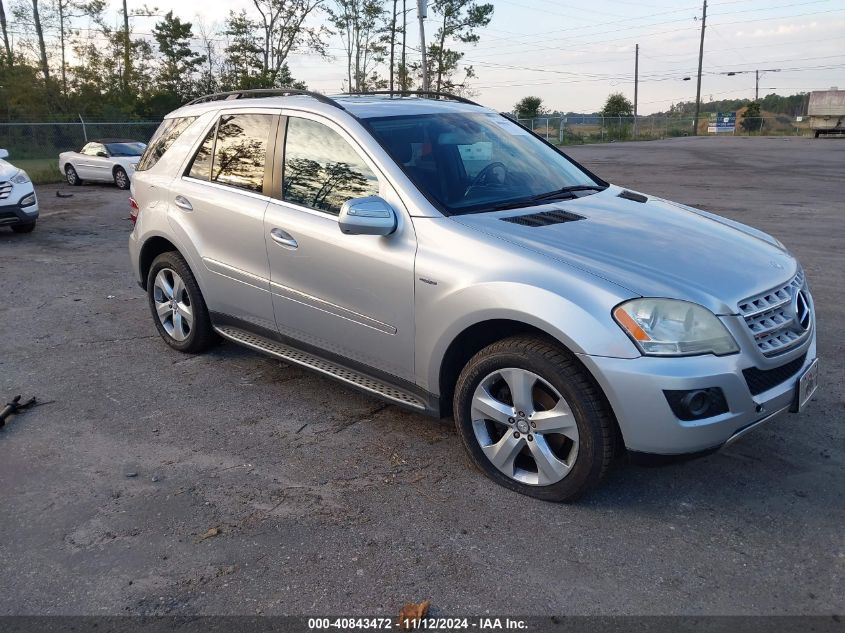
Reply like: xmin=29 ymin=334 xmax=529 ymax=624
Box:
xmin=708 ymin=112 xmax=736 ymax=133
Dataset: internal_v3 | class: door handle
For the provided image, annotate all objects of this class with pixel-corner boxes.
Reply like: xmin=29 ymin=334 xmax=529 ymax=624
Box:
xmin=174 ymin=195 xmax=193 ymax=212
xmin=270 ymin=228 xmax=298 ymax=249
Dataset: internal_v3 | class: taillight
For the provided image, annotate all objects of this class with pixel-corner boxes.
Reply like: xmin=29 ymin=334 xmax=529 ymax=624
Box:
xmin=129 ymin=197 xmax=139 ymax=225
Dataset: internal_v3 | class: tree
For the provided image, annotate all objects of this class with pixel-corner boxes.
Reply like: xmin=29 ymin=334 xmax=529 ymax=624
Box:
xmin=153 ymin=11 xmax=206 ymax=103
xmin=327 ymin=0 xmax=387 ymax=92
xmin=427 ymin=0 xmax=493 ymax=93
xmin=30 ymin=0 xmax=51 ymax=83
xmin=387 ymin=0 xmax=397 ymax=91
xmin=397 ymin=0 xmax=410 ymax=89
xmin=514 ymin=96 xmax=544 ymax=119
xmin=251 ymin=0 xmax=328 ymax=86
xmin=0 ymin=0 xmax=12 ymax=64
xmin=55 ymin=0 xmax=105 ymax=95
xmin=222 ymin=10 xmax=265 ymax=88
xmin=600 ymin=92 xmax=633 ymax=118
xmin=741 ymin=100 xmax=763 ymax=132
xmin=195 ymin=18 xmax=221 ymax=95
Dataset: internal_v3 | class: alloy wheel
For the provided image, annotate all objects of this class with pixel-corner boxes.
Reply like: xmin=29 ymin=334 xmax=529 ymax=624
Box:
xmin=152 ymin=268 xmax=193 ymax=342
xmin=115 ymin=169 xmax=128 ymax=189
xmin=470 ymin=368 xmax=579 ymax=486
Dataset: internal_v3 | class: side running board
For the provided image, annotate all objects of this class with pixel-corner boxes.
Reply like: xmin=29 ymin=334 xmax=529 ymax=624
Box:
xmin=214 ymin=325 xmax=427 ymax=411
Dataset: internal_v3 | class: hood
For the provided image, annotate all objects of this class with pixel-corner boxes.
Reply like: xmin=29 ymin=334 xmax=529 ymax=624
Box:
xmin=452 ymin=186 xmax=797 ymax=315
xmin=0 ymin=159 xmax=21 ymax=180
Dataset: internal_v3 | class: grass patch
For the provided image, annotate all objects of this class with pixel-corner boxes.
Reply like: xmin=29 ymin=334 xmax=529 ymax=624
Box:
xmin=9 ymin=158 xmax=64 ymax=184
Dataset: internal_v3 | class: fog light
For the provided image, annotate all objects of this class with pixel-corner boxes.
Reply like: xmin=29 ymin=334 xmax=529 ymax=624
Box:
xmin=664 ymin=388 xmax=729 ymax=421
xmin=682 ymin=390 xmax=712 ymax=417
xmin=20 ymin=192 xmax=36 ymax=207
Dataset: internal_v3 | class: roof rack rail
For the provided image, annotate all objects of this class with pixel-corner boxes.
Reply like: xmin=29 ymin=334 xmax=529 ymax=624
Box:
xmin=345 ymin=90 xmax=483 ymax=107
xmin=185 ymin=88 xmax=345 ymax=109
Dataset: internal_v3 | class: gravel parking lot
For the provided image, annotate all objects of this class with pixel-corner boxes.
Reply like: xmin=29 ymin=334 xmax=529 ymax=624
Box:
xmin=1 ymin=136 xmax=842 ymax=617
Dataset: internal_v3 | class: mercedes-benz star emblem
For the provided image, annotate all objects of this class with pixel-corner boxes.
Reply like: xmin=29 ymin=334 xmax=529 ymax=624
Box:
xmin=793 ymin=289 xmax=811 ymax=331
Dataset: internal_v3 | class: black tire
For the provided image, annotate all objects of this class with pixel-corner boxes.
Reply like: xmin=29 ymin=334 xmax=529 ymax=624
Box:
xmin=453 ymin=335 xmax=616 ymax=502
xmin=113 ymin=166 xmax=130 ymax=190
xmin=146 ymin=251 xmax=218 ymax=353
xmin=11 ymin=222 xmax=36 ymax=233
xmin=65 ymin=164 xmax=82 ymax=186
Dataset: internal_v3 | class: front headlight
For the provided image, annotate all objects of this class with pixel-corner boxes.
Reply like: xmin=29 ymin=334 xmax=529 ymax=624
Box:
xmin=11 ymin=170 xmax=30 ymax=184
xmin=613 ymin=298 xmax=739 ymax=357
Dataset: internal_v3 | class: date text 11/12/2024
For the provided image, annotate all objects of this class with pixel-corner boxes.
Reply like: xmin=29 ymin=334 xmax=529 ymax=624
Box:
xmin=307 ymin=617 xmax=529 ymax=630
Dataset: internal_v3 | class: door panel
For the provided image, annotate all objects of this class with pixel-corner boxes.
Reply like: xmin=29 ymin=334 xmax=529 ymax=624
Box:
xmin=170 ymin=180 xmax=275 ymax=331
xmin=166 ymin=112 xmax=279 ymax=331
xmin=264 ymin=114 xmax=416 ymax=381
xmin=264 ymin=199 xmax=416 ymax=380
xmin=89 ymin=155 xmax=112 ymax=182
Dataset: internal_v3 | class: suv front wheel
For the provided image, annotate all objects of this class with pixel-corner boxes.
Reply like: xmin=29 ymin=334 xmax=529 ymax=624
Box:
xmin=453 ymin=335 xmax=615 ymax=502
xmin=147 ymin=252 xmax=217 ymax=353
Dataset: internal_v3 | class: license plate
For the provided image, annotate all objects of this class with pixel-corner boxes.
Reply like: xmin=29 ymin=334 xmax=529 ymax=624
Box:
xmin=795 ymin=358 xmax=819 ymax=412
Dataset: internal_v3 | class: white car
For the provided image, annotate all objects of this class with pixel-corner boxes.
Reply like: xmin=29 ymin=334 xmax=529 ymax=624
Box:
xmin=59 ymin=139 xmax=146 ymax=190
xmin=0 ymin=149 xmax=38 ymax=233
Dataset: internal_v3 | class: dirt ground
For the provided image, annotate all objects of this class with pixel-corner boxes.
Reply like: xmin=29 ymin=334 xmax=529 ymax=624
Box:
xmin=1 ymin=136 xmax=842 ymax=617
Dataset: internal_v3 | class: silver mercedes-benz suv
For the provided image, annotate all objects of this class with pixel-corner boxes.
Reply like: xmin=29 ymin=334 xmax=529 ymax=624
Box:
xmin=128 ymin=89 xmax=818 ymax=502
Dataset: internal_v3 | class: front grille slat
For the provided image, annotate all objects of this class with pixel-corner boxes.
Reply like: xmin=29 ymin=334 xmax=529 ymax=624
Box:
xmin=0 ymin=181 xmax=12 ymax=200
xmin=743 ymin=353 xmax=807 ymax=396
xmin=738 ymin=271 xmax=812 ymax=357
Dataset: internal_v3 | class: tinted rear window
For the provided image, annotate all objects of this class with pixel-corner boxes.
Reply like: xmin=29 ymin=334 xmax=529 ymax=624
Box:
xmin=210 ymin=114 xmax=274 ymax=193
xmin=136 ymin=116 xmax=197 ymax=171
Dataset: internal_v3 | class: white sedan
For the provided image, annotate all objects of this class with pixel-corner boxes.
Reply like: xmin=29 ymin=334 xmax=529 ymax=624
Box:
xmin=59 ymin=139 xmax=147 ymax=190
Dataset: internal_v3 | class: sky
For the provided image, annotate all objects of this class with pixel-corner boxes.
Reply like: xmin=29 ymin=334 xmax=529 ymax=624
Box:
xmin=112 ymin=0 xmax=845 ymax=114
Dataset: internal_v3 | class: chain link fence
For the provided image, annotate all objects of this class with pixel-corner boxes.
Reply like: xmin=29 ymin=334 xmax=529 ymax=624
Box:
xmin=0 ymin=116 xmax=818 ymax=183
xmin=0 ymin=121 xmax=161 ymax=183
xmin=517 ymin=115 xmax=813 ymax=145
xmin=0 ymin=121 xmax=161 ymax=160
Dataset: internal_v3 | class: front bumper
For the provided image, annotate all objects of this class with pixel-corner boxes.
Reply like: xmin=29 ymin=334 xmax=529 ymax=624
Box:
xmin=580 ymin=329 xmax=817 ymax=456
xmin=0 ymin=194 xmax=39 ymax=227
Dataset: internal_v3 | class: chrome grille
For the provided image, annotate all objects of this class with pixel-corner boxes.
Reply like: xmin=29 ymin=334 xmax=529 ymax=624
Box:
xmin=0 ymin=181 xmax=12 ymax=200
xmin=738 ymin=271 xmax=811 ymax=356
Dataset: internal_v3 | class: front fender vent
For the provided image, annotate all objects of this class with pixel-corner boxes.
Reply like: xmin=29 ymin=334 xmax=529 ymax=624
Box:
xmin=501 ymin=209 xmax=584 ymax=227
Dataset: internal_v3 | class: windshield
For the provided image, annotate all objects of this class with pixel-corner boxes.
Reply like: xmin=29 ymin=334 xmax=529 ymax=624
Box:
xmin=364 ymin=112 xmax=602 ymax=215
xmin=105 ymin=142 xmax=146 ymax=157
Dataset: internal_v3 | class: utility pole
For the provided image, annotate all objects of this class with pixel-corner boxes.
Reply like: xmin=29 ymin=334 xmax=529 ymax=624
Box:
xmin=418 ymin=0 xmax=429 ymax=92
xmin=634 ymin=44 xmax=639 ymax=137
xmin=122 ymin=0 xmax=130 ymax=94
xmin=693 ymin=0 xmax=707 ymax=136
xmin=723 ymin=68 xmax=780 ymax=100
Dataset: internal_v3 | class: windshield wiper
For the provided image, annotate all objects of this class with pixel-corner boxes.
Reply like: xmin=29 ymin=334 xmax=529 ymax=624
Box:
xmin=528 ymin=184 xmax=606 ymax=203
xmin=462 ymin=185 xmax=607 ymax=215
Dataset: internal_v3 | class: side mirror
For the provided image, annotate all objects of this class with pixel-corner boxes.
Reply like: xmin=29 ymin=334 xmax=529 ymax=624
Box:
xmin=338 ymin=196 xmax=397 ymax=236
xmin=0 ymin=149 xmax=9 ymax=159
xmin=96 ymin=151 xmax=108 ymax=158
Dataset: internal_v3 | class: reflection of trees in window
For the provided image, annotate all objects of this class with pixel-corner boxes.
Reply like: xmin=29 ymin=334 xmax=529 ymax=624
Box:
xmin=282 ymin=117 xmax=379 ymax=215
xmin=188 ymin=128 xmax=215 ymax=180
xmin=283 ymin=157 xmax=321 ymax=200
xmin=284 ymin=158 xmax=375 ymax=214
xmin=211 ymin=115 xmax=271 ymax=192
xmin=138 ymin=116 xmax=197 ymax=171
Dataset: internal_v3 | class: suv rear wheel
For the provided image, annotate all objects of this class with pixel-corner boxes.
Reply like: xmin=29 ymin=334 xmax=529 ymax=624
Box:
xmin=453 ymin=335 xmax=615 ymax=502
xmin=147 ymin=252 xmax=217 ymax=353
